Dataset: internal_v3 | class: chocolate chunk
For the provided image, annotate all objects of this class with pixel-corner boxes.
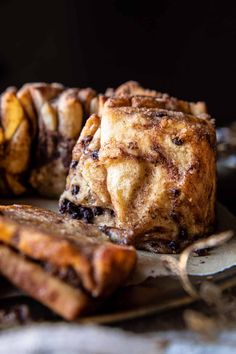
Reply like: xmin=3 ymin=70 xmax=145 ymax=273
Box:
xmin=91 ymin=150 xmax=99 ymax=160
xmin=168 ymin=240 xmax=179 ymax=253
xmin=171 ymin=188 xmax=181 ymax=198
xmin=179 ymin=228 xmax=188 ymax=240
xmin=81 ymin=208 xmax=94 ymax=223
xmin=71 ymin=209 xmax=81 ymax=219
xmin=69 ymin=204 xmax=94 ymax=223
xmin=172 ymin=137 xmax=184 ymax=146
xmin=109 ymin=209 xmax=115 ymax=217
xmin=81 ymin=135 xmax=93 ymax=147
xmin=71 ymin=185 xmax=80 ymax=196
xmin=93 ymin=207 xmax=104 ymax=216
xmin=70 ymin=160 xmax=78 ymax=169
xmin=155 ymin=111 xmax=167 ymax=118
xmin=170 ymin=211 xmax=179 ymax=222
xmin=59 ymin=199 xmax=70 ymax=214
xmin=60 ymin=199 xmax=93 ymax=222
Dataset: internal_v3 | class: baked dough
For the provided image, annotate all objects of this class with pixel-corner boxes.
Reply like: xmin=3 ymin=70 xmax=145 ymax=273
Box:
xmin=60 ymin=101 xmax=216 ymax=253
xmin=28 ymin=84 xmax=83 ymax=197
xmin=0 ymin=87 xmax=32 ymax=195
xmin=0 ymin=83 xmax=96 ymax=196
xmin=0 ymin=204 xmax=136 ymax=319
xmin=103 ymin=81 xmax=207 ymax=116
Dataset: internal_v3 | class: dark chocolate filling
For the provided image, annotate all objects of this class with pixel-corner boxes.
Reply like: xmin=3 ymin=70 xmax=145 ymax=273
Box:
xmin=0 ymin=243 xmax=84 ymax=292
xmin=59 ymin=199 xmax=114 ymax=223
xmin=170 ymin=188 xmax=181 ymax=198
xmin=42 ymin=262 xmax=82 ymax=289
xmin=71 ymin=185 xmax=80 ymax=196
xmin=172 ymin=137 xmax=184 ymax=146
xmin=70 ymin=160 xmax=78 ymax=169
xmin=91 ymin=150 xmax=99 ymax=160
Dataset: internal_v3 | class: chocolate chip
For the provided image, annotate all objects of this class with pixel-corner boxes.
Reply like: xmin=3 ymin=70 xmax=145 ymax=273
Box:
xmin=81 ymin=208 xmax=94 ymax=223
xmin=93 ymin=207 xmax=104 ymax=216
xmin=70 ymin=160 xmax=78 ymax=169
xmin=171 ymin=188 xmax=181 ymax=198
xmin=155 ymin=111 xmax=167 ymax=118
xmin=81 ymin=135 xmax=93 ymax=147
xmin=91 ymin=150 xmax=99 ymax=160
xmin=109 ymin=209 xmax=115 ymax=217
xmin=172 ymin=137 xmax=184 ymax=146
xmin=59 ymin=199 xmax=70 ymax=214
xmin=71 ymin=205 xmax=94 ymax=223
xmin=168 ymin=240 xmax=179 ymax=253
xmin=71 ymin=210 xmax=81 ymax=219
xmin=179 ymin=228 xmax=188 ymax=240
xmin=71 ymin=185 xmax=80 ymax=196
xmin=170 ymin=211 xmax=179 ymax=222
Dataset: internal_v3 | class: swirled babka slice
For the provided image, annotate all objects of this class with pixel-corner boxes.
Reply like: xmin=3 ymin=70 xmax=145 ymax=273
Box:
xmin=0 ymin=205 xmax=136 ymax=319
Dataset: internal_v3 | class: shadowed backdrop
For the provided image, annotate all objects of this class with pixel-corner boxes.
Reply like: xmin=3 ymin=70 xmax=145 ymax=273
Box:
xmin=0 ymin=0 xmax=236 ymax=125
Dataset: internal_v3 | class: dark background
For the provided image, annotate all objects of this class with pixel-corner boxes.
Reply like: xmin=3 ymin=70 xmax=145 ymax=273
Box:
xmin=1 ymin=0 xmax=236 ymax=125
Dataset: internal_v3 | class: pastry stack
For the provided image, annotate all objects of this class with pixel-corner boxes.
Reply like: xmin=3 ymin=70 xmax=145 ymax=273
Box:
xmin=0 ymin=83 xmax=96 ymax=197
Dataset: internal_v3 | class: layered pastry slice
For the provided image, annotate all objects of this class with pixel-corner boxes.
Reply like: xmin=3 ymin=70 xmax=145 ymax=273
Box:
xmin=0 ymin=88 xmax=32 ymax=195
xmin=60 ymin=100 xmax=216 ymax=253
xmin=0 ymin=205 xmax=136 ymax=320
xmin=105 ymin=81 xmax=207 ymax=115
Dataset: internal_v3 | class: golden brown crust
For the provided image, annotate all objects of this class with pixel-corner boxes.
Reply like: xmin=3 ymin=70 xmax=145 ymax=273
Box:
xmin=60 ymin=106 xmax=216 ymax=253
xmin=105 ymin=81 xmax=207 ymax=115
xmin=0 ymin=89 xmax=32 ymax=195
xmin=0 ymin=204 xmax=136 ymax=296
xmin=0 ymin=245 xmax=91 ymax=320
xmin=105 ymin=95 xmax=207 ymax=115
